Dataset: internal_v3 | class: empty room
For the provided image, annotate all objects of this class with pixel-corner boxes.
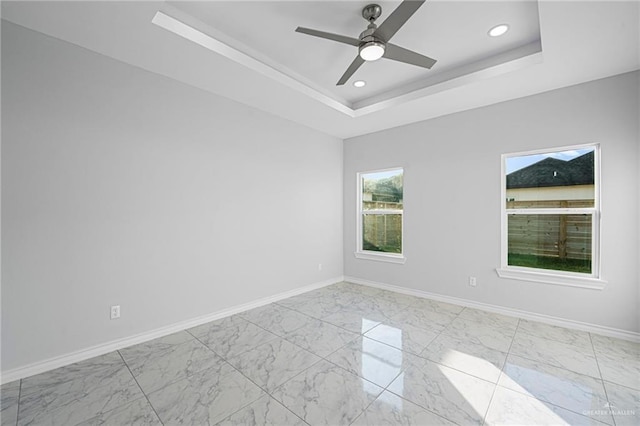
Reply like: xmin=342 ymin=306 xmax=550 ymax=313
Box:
xmin=1 ymin=1 xmax=639 ymax=425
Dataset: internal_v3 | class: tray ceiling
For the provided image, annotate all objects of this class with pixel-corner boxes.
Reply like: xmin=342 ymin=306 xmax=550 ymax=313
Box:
xmin=167 ymin=1 xmax=542 ymax=109
xmin=1 ymin=1 xmax=638 ymax=138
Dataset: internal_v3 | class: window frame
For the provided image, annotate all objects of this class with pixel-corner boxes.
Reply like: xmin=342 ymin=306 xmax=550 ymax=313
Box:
xmin=355 ymin=167 xmax=406 ymax=264
xmin=496 ymin=143 xmax=607 ymax=289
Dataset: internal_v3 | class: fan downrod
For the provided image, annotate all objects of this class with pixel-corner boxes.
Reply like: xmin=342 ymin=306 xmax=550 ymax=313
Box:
xmin=362 ymin=4 xmax=382 ymax=23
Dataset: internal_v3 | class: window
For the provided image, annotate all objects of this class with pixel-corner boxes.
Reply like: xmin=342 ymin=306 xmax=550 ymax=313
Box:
xmin=497 ymin=144 xmax=605 ymax=288
xmin=355 ymin=168 xmax=405 ymax=264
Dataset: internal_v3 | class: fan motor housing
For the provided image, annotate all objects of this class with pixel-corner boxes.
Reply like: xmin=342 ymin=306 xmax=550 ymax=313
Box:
xmin=362 ymin=4 xmax=382 ymax=22
xmin=359 ymin=27 xmax=377 ymax=41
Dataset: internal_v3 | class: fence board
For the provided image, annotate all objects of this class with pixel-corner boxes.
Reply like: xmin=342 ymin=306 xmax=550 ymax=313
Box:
xmin=507 ymin=208 xmax=592 ymax=260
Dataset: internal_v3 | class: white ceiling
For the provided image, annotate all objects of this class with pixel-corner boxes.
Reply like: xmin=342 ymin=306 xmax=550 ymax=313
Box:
xmin=2 ymin=1 xmax=639 ymax=139
xmin=168 ymin=1 xmax=542 ymax=105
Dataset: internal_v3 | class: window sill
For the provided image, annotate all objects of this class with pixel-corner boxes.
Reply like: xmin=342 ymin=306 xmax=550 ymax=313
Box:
xmin=495 ymin=267 xmax=607 ymax=290
xmin=355 ymin=251 xmax=406 ymax=264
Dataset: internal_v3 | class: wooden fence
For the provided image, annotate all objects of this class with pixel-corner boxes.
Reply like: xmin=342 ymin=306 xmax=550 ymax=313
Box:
xmin=507 ymin=200 xmax=593 ymax=260
xmin=363 ymin=214 xmax=402 ymax=253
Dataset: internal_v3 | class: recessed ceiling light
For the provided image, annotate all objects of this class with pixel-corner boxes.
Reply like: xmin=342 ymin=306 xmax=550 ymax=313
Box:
xmin=353 ymin=80 xmax=366 ymax=88
xmin=488 ymin=24 xmax=509 ymax=37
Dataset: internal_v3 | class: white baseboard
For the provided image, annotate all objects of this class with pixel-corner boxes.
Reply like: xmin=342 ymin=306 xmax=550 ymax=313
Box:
xmin=344 ymin=276 xmax=640 ymax=343
xmin=1 ymin=276 xmax=344 ymax=384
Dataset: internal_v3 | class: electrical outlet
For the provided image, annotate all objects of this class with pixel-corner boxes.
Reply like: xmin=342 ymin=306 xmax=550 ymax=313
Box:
xmin=469 ymin=276 xmax=477 ymax=287
xmin=318 ymin=263 xmax=323 ymax=271
xmin=110 ymin=305 xmax=121 ymax=320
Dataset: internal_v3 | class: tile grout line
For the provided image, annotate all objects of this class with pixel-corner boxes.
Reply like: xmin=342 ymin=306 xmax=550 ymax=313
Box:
xmin=187 ymin=329 xmax=312 ymax=426
xmin=120 ymin=331 xmax=229 ymax=393
xmin=309 ymin=355 xmax=390 ymax=425
xmin=239 ymin=310 xmax=316 ymax=342
xmin=238 ymin=293 xmax=427 ymax=424
xmin=119 ymin=287 xmax=356 ymax=424
xmin=429 ymin=306 xmax=503 ymax=426
xmin=255 ymin=358 xmax=320 ymax=426
xmin=270 ymin=290 xmax=415 ymax=422
xmin=184 ymin=328 xmax=237 ymax=363
xmin=499 ymin=325 xmax=604 ymax=381
xmin=279 ymin=287 xmax=417 ymax=330
xmin=235 ymin=299 xmax=470 ymax=423
xmin=189 ymin=331 xmax=263 ymax=422
xmin=588 ymin=332 xmax=618 ymax=426
xmin=358 ymin=362 xmax=451 ymax=426
xmin=250 ymin=297 xmax=388 ymax=354
xmin=491 ymin=322 xmax=614 ymax=425
xmin=352 ymin=296 xmax=469 ymax=425
xmin=516 ymin=323 xmax=599 ymax=351
xmin=480 ymin=317 xmax=521 ymax=426
xmin=116 ymin=350 xmax=165 ymax=426
xmin=14 ymin=379 xmax=23 ymax=426
xmin=8 ymin=360 xmax=146 ymax=425
xmin=186 ymin=316 xmax=281 ymax=359
xmin=405 ymin=301 xmax=505 ymax=384
xmin=356 ymin=302 xmax=485 ymax=425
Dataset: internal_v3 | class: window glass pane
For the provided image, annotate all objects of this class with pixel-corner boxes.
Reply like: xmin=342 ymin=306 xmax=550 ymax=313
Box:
xmin=507 ymin=214 xmax=592 ymax=273
xmin=505 ymin=147 xmax=594 ymax=209
xmin=362 ymin=169 xmax=403 ymax=211
xmin=363 ymin=214 xmax=402 ymax=253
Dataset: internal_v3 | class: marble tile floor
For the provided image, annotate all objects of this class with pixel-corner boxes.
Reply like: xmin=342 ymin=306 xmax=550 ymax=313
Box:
xmin=1 ymin=281 xmax=638 ymax=425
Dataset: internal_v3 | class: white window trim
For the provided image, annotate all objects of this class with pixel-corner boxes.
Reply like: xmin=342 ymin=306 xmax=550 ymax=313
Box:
xmin=355 ymin=167 xmax=406 ymax=264
xmin=496 ymin=143 xmax=606 ymax=289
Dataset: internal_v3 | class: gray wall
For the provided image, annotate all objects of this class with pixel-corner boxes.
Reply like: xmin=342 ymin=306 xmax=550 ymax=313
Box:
xmin=344 ymin=71 xmax=639 ymax=333
xmin=1 ymin=22 xmax=343 ymax=372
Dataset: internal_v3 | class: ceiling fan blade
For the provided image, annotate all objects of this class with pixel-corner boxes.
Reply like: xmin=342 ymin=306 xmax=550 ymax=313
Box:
xmin=337 ymin=56 xmax=365 ymax=85
xmin=373 ymin=0 xmax=425 ymax=42
xmin=295 ymin=27 xmax=360 ymax=46
xmin=384 ymin=43 xmax=437 ymax=69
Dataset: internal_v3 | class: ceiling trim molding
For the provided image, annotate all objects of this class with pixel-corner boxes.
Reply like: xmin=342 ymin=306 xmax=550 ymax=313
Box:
xmin=153 ymin=8 xmax=542 ymax=119
xmin=152 ymin=11 xmax=356 ymax=117
xmin=353 ymin=42 xmax=543 ymax=117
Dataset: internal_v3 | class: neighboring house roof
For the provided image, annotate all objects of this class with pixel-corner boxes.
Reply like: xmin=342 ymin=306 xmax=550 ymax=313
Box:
xmin=507 ymin=151 xmax=594 ymax=189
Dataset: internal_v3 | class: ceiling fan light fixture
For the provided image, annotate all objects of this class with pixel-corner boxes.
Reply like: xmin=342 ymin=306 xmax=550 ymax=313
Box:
xmin=488 ymin=24 xmax=509 ymax=37
xmin=359 ymin=41 xmax=385 ymax=61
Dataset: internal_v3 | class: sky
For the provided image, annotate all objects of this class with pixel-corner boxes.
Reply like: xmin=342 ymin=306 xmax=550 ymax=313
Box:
xmin=360 ymin=148 xmax=593 ymax=178
xmin=363 ymin=169 xmax=403 ymax=181
xmin=505 ymin=147 xmax=594 ymax=174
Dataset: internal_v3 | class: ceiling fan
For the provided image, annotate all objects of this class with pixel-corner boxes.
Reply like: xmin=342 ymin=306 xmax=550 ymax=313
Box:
xmin=295 ymin=0 xmax=437 ymax=86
